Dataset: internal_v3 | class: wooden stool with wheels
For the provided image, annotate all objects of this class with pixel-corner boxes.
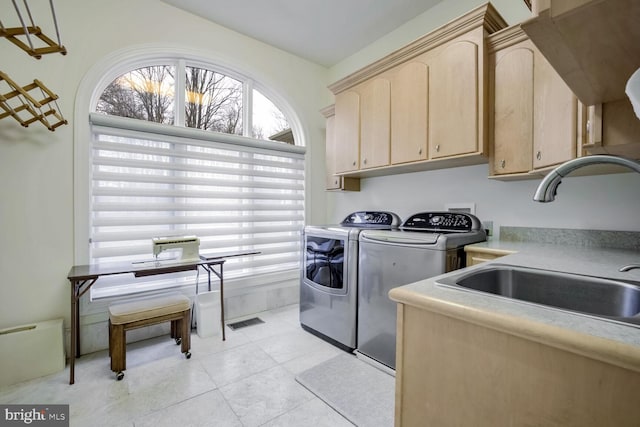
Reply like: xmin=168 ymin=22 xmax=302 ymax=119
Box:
xmin=108 ymin=292 xmax=192 ymax=380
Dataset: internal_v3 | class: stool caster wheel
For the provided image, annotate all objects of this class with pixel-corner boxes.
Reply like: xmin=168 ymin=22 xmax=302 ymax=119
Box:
xmin=116 ymin=371 xmax=124 ymax=381
xmin=175 ymin=337 xmax=182 ymax=345
xmin=185 ymin=351 xmax=191 ymax=359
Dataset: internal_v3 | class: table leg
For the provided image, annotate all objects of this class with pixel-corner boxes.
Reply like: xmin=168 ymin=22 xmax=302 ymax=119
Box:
xmin=220 ymin=263 xmax=225 ymax=341
xmin=75 ymin=291 xmax=81 ymax=357
xmin=68 ymin=278 xmax=96 ymax=385
xmin=202 ymin=262 xmax=225 ymax=341
xmin=69 ymin=282 xmax=77 ymax=385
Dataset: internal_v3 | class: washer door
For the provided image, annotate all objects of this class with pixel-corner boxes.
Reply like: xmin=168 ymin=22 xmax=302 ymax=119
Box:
xmin=358 ymin=239 xmax=445 ymax=369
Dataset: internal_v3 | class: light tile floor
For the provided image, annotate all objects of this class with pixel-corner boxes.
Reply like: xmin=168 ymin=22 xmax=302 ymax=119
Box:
xmin=0 ymin=304 xmax=355 ymax=427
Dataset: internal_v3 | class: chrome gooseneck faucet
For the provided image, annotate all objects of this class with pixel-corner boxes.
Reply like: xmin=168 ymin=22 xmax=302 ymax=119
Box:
xmin=532 ymin=154 xmax=640 ymax=203
xmin=533 ymin=154 xmax=640 ymax=272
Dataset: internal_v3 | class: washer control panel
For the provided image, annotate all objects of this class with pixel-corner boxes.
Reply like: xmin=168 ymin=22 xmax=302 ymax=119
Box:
xmin=401 ymin=212 xmax=481 ymax=232
xmin=341 ymin=211 xmax=401 ymax=227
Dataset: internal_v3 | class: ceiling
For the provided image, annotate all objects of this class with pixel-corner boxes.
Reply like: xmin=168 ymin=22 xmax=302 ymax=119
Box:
xmin=161 ymin=0 xmax=444 ymax=67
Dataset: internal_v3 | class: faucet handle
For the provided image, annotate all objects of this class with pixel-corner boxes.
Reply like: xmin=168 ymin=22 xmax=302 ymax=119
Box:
xmin=619 ymin=264 xmax=640 ymax=272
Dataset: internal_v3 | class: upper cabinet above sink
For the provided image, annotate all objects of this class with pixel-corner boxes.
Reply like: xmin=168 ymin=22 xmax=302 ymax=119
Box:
xmin=521 ymin=0 xmax=640 ymax=106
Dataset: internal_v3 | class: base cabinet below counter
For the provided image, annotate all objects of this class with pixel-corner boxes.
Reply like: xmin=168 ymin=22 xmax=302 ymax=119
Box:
xmin=394 ymin=304 xmax=640 ymax=426
xmin=464 ymin=245 xmax=514 ymax=266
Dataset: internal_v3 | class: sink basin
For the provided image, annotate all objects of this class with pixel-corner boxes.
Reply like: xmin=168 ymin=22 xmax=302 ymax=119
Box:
xmin=436 ymin=264 xmax=640 ymax=327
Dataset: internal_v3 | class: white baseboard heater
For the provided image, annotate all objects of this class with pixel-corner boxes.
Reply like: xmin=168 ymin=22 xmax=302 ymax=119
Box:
xmin=0 ymin=319 xmax=65 ymax=387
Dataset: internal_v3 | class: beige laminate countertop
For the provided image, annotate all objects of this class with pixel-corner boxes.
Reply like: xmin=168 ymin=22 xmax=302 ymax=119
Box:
xmin=389 ymin=240 xmax=640 ymax=373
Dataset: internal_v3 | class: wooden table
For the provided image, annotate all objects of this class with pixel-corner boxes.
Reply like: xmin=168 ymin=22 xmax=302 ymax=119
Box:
xmin=66 ymin=251 xmax=259 ymax=384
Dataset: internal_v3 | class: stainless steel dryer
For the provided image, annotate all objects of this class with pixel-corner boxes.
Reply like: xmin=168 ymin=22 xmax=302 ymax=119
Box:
xmin=357 ymin=212 xmax=486 ymax=369
xmin=300 ymin=211 xmax=401 ymax=351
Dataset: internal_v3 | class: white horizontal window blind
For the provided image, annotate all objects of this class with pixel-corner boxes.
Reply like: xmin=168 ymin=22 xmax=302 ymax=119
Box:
xmin=88 ymin=113 xmax=305 ymax=298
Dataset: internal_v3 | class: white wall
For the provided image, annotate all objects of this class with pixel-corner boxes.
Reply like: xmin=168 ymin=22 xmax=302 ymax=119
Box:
xmin=324 ymin=0 xmax=640 ymax=234
xmin=327 ymin=164 xmax=640 ymax=238
xmin=0 ymin=0 xmax=329 ymax=330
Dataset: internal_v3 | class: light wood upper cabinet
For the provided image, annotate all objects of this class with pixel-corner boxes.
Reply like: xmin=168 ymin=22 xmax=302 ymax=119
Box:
xmin=326 ymin=3 xmax=507 ymax=179
xmin=429 ymin=41 xmax=479 ymax=159
xmin=488 ymin=26 xmax=578 ymax=179
xmin=532 ymin=51 xmax=577 ymax=170
xmin=324 ymin=114 xmax=340 ymax=190
xmin=360 ymin=78 xmax=391 ymax=169
xmin=321 ymin=105 xmax=360 ymax=191
xmin=522 ymin=0 xmax=640 ymax=162
xmin=492 ymin=45 xmax=534 ymax=175
xmin=334 ymin=91 xmax=360 ymax=174
xmin=521 ymin=0 xmax=640 ymax=106
xmin=391 ymin=61 xmax=429 ymax=165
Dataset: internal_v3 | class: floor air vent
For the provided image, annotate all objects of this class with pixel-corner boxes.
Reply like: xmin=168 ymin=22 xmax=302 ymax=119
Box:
xmin=227 ymin=317 xmax=265 ymax=330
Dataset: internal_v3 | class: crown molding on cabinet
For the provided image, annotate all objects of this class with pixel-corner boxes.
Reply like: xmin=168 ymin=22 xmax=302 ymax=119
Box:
xmin=319 ymin=104 xmax=335 ymax=118
xmin=328 ymin=2 xmax=507 ymax=95
xmin=486 ymin=24 xmax=529 ymax=53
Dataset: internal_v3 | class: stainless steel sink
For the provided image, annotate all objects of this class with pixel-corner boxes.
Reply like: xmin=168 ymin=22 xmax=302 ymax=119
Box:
xmin=436 ymin=264 xmax=640 ymax=327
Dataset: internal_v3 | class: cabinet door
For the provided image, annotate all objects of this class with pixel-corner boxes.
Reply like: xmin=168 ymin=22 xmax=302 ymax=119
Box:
xmin=532 ymin=52 xmax=577 ymax=169
xmin=324 ymin=115 xmax=341 ymax=190
xmin=391 ymin=61 xmax=429 ymax=164
xmin=492 ymin=45 xmax=534 ymax=175
xmin=429 ymin=41 xmax=479 ymax=159
xmin=334 ymin=91 xmax=360 ymax=173
xmin=600 ymin=99 xmax=640 ymax=156
xmin=360 ymin=78 xmax=391 ymax=169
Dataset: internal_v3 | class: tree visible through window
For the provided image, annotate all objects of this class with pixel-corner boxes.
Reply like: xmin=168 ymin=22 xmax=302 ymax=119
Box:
xmin=97 ymin=65 xmax=175 ymax=124
xmin=185 ymin=67 xmax=242 ymax=134
xmin=95 ymin=62 xmax=293 ymax=144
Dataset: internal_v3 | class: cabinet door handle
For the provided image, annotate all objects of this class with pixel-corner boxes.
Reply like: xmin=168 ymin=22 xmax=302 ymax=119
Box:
xmin=418 ymin=147 xmax=423 ymax=155
xmin=500 ymin=159 xmax=506 ymax=169
xmin=352 ymin=160 xmax=356 ymax=166
xmin=363 ymin=158 xmax=367 ymax=165
xmin=435 ymin=144 xmax=440 ymax=152
xmin=536 ymin=151 xmax=542 ymax=161
xmin=334 ymin=179 xmax=339 ymax=186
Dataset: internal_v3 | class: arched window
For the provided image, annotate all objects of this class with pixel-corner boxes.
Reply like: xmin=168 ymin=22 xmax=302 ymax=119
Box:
xmin=85 ymin=57 xmax=304 ymax=298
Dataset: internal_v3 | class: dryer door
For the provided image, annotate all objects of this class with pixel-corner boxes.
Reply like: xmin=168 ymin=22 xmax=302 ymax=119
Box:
xmin=303 ymin=233 xmax=348 ymax=295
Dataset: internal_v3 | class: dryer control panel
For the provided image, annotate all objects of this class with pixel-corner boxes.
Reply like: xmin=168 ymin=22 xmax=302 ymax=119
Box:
xmin=401 ymin=212 xmax=481 ymax=232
